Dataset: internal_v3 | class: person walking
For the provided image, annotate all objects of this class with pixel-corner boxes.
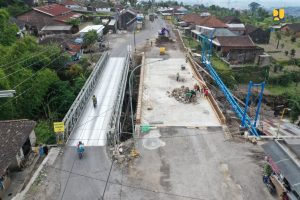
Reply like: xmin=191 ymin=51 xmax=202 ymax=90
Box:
xmin=204 ymin=87 xmax=209 ymax=98
xmin=176 ymin=72 xmax=179 ymax=82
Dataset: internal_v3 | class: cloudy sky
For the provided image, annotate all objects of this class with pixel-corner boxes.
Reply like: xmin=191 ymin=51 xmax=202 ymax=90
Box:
xmin=168 ymin=0 xmax=300 ymax=9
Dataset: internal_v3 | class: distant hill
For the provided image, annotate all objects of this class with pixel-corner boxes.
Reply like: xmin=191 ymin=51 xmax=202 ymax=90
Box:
xmin=284 ymin=7 xmax=300 ymax=18
xmin=268 ymin=7 xmax=300 ymax=18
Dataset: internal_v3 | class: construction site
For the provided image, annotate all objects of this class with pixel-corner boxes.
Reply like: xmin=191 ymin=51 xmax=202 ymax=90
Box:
xmin=4 ymin=15 xmax=299 ymax=200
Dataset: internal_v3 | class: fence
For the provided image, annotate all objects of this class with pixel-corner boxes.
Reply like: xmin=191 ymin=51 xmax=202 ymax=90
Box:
xmin=106 ymin=53 xmax=131 ymax=146
xmin=62 ymin=52 xmax=109 ymax=142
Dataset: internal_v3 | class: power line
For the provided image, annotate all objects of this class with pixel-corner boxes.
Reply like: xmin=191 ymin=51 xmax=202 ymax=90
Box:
xmin=12 ymin=55 xmax=63 ymax=90
xmin=0 ymin=86 xmax=34 ymax=109
xmin=0 ymin=51 xmax=59 ymax=80
xmin=0 ymin=47 xmax=53 ymax=70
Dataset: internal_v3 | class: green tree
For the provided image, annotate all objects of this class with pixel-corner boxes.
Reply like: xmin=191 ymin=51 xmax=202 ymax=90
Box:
xmin=248 ymin=2 xmax=260 ymax=15
xmin=291 ymin=49 xmax=296 ymax=58
xmin=67 ymin=18 xmax=80 ymax=26
xmin=285 ymin=50 xmax=289 ymax=56
xmin=0 ymin=9 xmax=18 ymax=46
xmin=291 ymin=36 xmax=296 ymax=43
xmin=83 ymin=30 xmax=98 ymax=58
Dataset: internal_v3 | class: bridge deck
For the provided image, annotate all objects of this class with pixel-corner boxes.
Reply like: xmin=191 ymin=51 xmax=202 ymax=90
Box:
xmin=67 ymin=57 xmax=126 ymax=146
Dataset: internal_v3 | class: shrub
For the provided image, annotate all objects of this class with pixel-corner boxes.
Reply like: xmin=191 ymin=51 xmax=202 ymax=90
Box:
xmin=35 ymin=120 xmax=56 ymax=144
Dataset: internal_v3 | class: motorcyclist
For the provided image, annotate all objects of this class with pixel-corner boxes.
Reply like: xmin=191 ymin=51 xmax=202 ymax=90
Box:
xmin=77 ymin=141 xmax=85 ymax=159
xmin=92 ymin=95 xmax=97 ymax=107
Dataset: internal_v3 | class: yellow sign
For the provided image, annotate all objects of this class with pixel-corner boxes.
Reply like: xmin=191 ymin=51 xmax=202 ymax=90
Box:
xmin=159 ymin=47 xmax=166 ymax=55
xmin=53 ymin=122 xmax=65 ymax=133
xmin=273 ymin=8 xmax=284 ymax=21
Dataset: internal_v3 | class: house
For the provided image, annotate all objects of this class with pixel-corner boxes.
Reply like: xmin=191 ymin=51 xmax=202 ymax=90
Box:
xmin=226 ymin=23 xmax=245 ymax=35
xmin=200 ymin=12 xmax=211 ymax=17
xmin=39 ymin=35 xmax=82 ymax=61
xmin=194 ymin=16 xmax=228 ymax=28
xmin=61 ymin=0 xmax=81 ymax=10
xmin=24 ymin=0 xmax=38 ymax=6
xmin=118 ymin=9 xmax=136 ymax=30
xmin=191 ymin=25 xmax=236 ymax=41
xmin=66 ymin=43 xmax=83 ymax=61
xmin=281 ymin=23 xmax=300 ymax=37
xmin=108 ymin=19 xmax=117 ymax=33
xmin=0 ymin=120 xmax=36 ymax=199
xmin=41 ymin=25 xmax=75 ymax=34
xmin=173 ymin=6 xmax=188 ymax=17
xmin=79 ymin=25 xmax=105 ymax=38
xmin=17 ymin=4 xmax=82 ymax=34
xmin=214 ymin=35 xmax=264 ymax=64
xmin=9 ymin=17 xmax=26 ymax=38
xmin=190 ymin=16 xmax=229 ymax=40
xmin=245 ymin=25 xmax=270 ymax=44
xmin=222 ymin=16 xmax=242 ymax=24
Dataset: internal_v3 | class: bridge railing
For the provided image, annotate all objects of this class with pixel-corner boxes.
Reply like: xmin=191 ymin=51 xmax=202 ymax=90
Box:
xmin=106 ymin=53 xmax=131 ymax=146
xmin=63 ymin=52 xmax=109 ymax=142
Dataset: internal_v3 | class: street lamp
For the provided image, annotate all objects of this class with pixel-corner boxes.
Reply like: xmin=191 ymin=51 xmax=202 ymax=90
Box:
xmin=276 ymin=107 xmax=291 ymax=138
xmin=0 ymin=90 xmax=16 ymax=98
xmin=128 ymin=58 xmax=164 ymax=138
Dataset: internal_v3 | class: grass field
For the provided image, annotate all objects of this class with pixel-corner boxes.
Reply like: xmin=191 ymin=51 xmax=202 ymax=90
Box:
xmin=267 ymin=82 xmax=300 ymax=96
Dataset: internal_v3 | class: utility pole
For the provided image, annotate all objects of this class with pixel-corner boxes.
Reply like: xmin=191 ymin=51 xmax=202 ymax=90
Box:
xmin=133 ymin=25 xmax=136 ymax=52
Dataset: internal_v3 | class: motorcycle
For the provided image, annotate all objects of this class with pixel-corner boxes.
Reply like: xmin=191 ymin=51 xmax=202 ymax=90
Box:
xmin=77 ymin=144 xmax=85 ymax=159
xmin=262 ymin=175 xmax=276 ymax=194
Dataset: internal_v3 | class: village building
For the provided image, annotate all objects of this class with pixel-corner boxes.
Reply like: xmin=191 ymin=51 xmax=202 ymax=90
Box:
xmin=281 ymin=23 xmax=300 ymax=37
xmin=213 ymin=35 xmax=264 ymax=64
xmin=0 ymin=120 xmax=36 ymax=199
xmin=245 ymin=24 xmax=270 ymax=44
xmin=17 ymin=3 xmax=82 ymax=34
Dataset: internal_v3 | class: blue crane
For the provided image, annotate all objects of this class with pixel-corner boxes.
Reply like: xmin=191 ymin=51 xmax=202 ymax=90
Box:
xmin=201 ymin=31 xmax=264 ymax=137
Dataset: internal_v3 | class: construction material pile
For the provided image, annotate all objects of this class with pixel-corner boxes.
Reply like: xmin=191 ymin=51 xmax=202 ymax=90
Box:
xmin=111 ymin=139 xmax=139 ymax=166
xmin=167 ymin=86 xmax=196 ymax=103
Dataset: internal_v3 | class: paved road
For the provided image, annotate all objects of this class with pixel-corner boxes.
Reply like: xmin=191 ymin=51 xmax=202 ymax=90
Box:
xmin=23 ymin=17 xmax=167 ymax=200
xmin=67 ymin=57 xmax=126 ymax=147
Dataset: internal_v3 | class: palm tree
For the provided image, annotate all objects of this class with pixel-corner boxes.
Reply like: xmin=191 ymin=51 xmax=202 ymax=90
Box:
xmin=275 ymin=31 xmax=281 ymax=49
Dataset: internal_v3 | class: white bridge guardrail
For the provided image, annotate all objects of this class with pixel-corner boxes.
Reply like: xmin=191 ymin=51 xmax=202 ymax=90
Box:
xmin=107 ymin=53 xmax=131 ymax=146
xmin=62 ymin=52 xmax=109 ymax=142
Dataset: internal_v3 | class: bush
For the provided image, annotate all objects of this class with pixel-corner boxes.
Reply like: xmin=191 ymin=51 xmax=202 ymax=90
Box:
xmin=291 ymin=36 xmax=296 ymax=43
xmin=35 ymin=120 xmax=56 ymax=145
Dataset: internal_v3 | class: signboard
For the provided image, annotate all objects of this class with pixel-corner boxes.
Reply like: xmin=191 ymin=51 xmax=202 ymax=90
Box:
xmin=273 ymin=9 xmax=284 ymax=21
xmin=53 ymin=122 xmax=65 ymax=133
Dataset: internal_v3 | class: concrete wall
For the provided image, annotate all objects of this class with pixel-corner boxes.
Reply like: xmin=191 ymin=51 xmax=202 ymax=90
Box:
xmin=29 ymin=131 xmax=36 ymax=147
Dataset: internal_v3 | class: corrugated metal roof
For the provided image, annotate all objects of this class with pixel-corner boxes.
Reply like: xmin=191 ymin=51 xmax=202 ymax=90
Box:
xmin=108 ymin=19 xmax=116 ymax=26
xmin=42 ymin=25 xmax=72 ymax=31
xmin=79 ymin=25 xmax=105 ymax=33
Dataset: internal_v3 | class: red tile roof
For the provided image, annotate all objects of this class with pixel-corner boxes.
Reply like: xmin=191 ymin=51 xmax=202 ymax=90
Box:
xmin=54 ymin=12 xmax=82 ymax=23
xmin=182 ymin=14 xmax=227 ymax=28
xmin=181 ymin=13 xmax=201 ymax=23
xmin=195 ymin=16 xmax=228 ymax=28
xmin=67 ymin=43 xmax=81 ymax=53
xmin=33 ymin=4 xmax=71 ymax=16
xmin=216 ymin=35 xmax=255 ymax=47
